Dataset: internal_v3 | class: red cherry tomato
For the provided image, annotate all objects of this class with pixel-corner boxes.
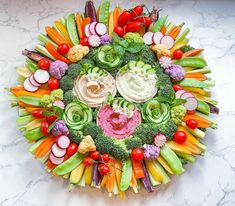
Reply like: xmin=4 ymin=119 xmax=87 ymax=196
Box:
xmin=134 ymin=16 xmax=152 ymax=27
xmin=173 ymin=49 xmax=183 ymax=59
xmin=83 ymin=157 xmax=94 ymax=166
xmin=186 ymin=119 xmax=198 ymax=129
xmin=66 ymin=143 xmax=78 ymax=157
xmin=32 ymin=109 xmax=44 ymax=118
xmin=130 ymin=5 xmax=144 ymax=18
xmin=173 ymin=131 xmax=187 ymax=144
xmin=187 ymin=110 xmax=196 ymax=115
xmin=57 ymin=43 xmax=70 ymax=55
xmin=173 ymin=84 xmax=183 ymax=92
xmin=40 ymin=120 xmax=50 ymax=135
xmin=90 ymin=151 xmax=100 ymax=160
xmin=48 ymin=78 xmax=59 ymax=90
xmin=46 ymin=115 xmax=57 ymax=124
xmin=99 ymin=164 xmax=110 ymax=175
xmin=131 ymin=148 xmax=144 ymax=161
xmin=118 ymin=11 xmax=132 ymax=27
xmin=38 ymin=58 xmax=50 ymax=70
xmin=101 ymin=154 xmax=110 ymax=163
xmin=125 ymin=22 xmax=142 ymax=33
xmin=80 ymin=37 xmax=90 ymax=46
xmin=114 ymin=26 xmax=125 ymax=37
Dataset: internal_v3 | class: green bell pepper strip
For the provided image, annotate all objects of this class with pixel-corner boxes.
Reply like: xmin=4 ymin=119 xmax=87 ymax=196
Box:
xmin=196 ymin=99 xmax=210 ymax=115
xmin=53 ymin=152 xmax=85 ymax=176
xmin=151 ymin=16 xmax=168 ymax=32
xmin=19 ymin=96 xmax=41 ymax=106
xmin=160 ymin=145 xmax=184 ymax=176
xmin=17 ymin=115 xmax=34 ymax=126
xmin=175 ymin=28 xmax=190 ymax=44
xmin=120 ymin=158 xmax=132 ymax=191
xmin=99 ymin=0 xmax=110 ymax=27
xmin=174 ymin=57 xmax=207 ymax=68
xmin=24 ymin=127 xmax=44 ymax=141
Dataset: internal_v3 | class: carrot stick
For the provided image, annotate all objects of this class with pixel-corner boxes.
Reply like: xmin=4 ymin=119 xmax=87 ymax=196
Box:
xmin=130 ymin=171 xmax=137 ymax=188
xmin=14 ymin=91 xmax=43 ymax=98
xmin=169 ymin=22 xmax=185 ymax=39
xmin=160 ymin=25 xmax=167 ymax=35
xmin=183 ymin=114 xmax=210 ymax=128
xmin=113 ymin=6 xmax=121 ymax=28
xmin=75 ymin=13 xmax=84 ymax=39
xmin=35 ymin=135 xmax=54 ymax=158
xmin=47 ymin=160 xmax=56 ymax=170
xmin=45 ymin=26 xmax=70 ymax=46
xmin=83 ymin=17 xmax=91 ymax=30
xmin=10 ymin=86 xmax=24 ymax=94
xmin=106 ymin=160 xmax=115 ymax=193
xmin=183 ymin=48 xmax=204 ymax=57
xmin=185 ymin=73 xmax=207 ymax=81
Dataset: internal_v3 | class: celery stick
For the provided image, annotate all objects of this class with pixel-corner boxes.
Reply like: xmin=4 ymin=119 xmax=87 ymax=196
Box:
xmin=37 ymin=33 xmax=57 ymax=47
xmin=175 ymin=28 xmax=190 ymax=44
xmin=175 ymin=152 xmax=196 ymax=163
xmin=19 ymin=108 xmax=30 ymax=117
xmin=16 ymin=115 xmax=34 ymax=126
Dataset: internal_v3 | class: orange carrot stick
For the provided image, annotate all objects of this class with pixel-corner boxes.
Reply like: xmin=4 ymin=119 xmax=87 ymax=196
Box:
xmin=183 ymin=48 xmax=204 ymax=57
xmin=82 ymin=17 xmax=91 ymax=32
xmin=183 ymin=114 xmax=210 ymax=128
xmin=35 ymin=135 xmax=54 ymax=158
xmin=169 ymin=22 xmax=185 ymax=39
xmin=76 ymin=13 xmax=84 ymax=38
xmin=132 ymin=159 xmax=145 ymax=179
xmin=113 ymin=6 xmax=121 ymax=28
xmin=45 ymin=26 xmax=70 ymax=46
xmin=185 ymin=73 xmax=207 ymax=81
xmin=160 ymin=25 xmax=167 ymax=35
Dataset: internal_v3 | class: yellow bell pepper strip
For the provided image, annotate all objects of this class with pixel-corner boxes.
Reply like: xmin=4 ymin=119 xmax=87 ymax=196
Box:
xmin=145 ymin=160 xmax=163 ymax=182
xmin=20 ymin=118 xmax=44 ymax=132
xmin=166 ymin=141 xmax=192 ymax=155
xmin=130 ymin=171 xmax=138 ymax=193
xmin=152 ymin=160 xmax=171 ymax=184
xmin=54 ymin=20 xmax=73 ymax=46
xmin=184 ymin=141 xmax=202 ymax=155
xmin=177 ymin=125 xmax=200 ymax=146
xmin=170 ymin=38 xmax=189 ymax=54
xmin=69 ymin=163 xmax=86 ymax=186
xmin=157 ymin=156 xmax=174 ymax=175
xmin=84 ymin=165 xmax=93 ymax=185
xmin=106 ymin=159 xmax=116 ymax=194
xmin=182 ymin=86 xmax=208 ymax=96
xmin=108 ymin=12 xmax=114 ymax=36
xmin=100 ymin=174 xmax=108 ymax=188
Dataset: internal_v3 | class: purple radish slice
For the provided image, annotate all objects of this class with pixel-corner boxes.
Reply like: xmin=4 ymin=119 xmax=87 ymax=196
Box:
xmin=56 ymin=135 xmax=70 ymax=149
xmin=33 ymin=69 xmax=50 ymax=84
xmin=143 ymin=32 xmax=154 ymax=45
xmin=29 ymin=74 xmax=41 ymax=87
xmin=184 ymin=97 xmax=198 ymax=111
xmin=24 ymin=77 xmax=39 ymax=92
xmin=51 ymin=143 xmax=66 ymax=158
xmin=89 ymin=22 xmax=98 ymax=35
xmin=152 ymin=32 xmax=164 ymax=44
xmin=49 ymin=153 xmax=64 ymax=165
xmin=160 ymin=35 xmax=174 ymax=49
xmin=85 ymin=24 xmax=92 ymax=37
xmin=95 ymin=23 xmax=107 ymax=36
xmin=180 ymin=91 xmax=195 ymax=99
xmin=175 ymin=90 xmax=186 ymax=99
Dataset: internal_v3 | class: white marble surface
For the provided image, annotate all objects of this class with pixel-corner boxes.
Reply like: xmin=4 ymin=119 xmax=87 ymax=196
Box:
xmin=0 ymin=0 xmax=235 ymax=205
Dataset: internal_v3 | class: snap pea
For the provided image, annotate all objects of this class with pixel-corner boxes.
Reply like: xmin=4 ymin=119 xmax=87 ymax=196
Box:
xmin=151 ymin=15 xmax=168 ymax=32
xmin=19 ymin=96 xmax=41 ymax=106
xmin=175 ymin=28 xmax=190 ymax=44
xmin=24 ymin=127 xmax=44 ymax=141
xmin=25 ymin=58 xmax=38 ymax=73
xmin=160 ymin=145 xmax=184 ymax=176
xmin=99 ymin=0 xmax=110 ymax=27
xmin=17 ymin=115 xmax=34 ymax=126
xmin=196 ymin=99 xmax=210 ymax=115
xmin=178 ymin=78 xmax=210 ymax=89
xmin=53 ymin=152 xmax=85 ymax=176
xmin=66 ymin=13 xmax=79 ymax=45
xmin=174 ymin=57 xmax=207 ymax=68
xmin=120 ymin=158 xmax=132 ymax=191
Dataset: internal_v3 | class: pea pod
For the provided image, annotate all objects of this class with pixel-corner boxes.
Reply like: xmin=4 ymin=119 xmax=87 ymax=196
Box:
xmin=120 ymin=158 xmax=132 ymax=191
xmin=24 ymin=127 xmax=44 ymax=141
xmin=196 ymin=99 xmax=210 ymax=115
xmin=19 ymin=96 xmax=41 ymax=106
xmin=175 ymin=28 xmax=190 ymax=44
xmin=178 ymin=78 xmax=213 ymax=89
xmin=151 ymin=15 xmax=168 ymax=32
xmin=66 ymin=13 xmax=79 ymax=45
xmin=99 ymin=0 xmax=110 ymax=27
xmin=160 ymin=145 xmax=184 ymax=176
xmin=174 ymin=57 xmax=207 ymax=68
xmin=53 ymin=152 xmax=85 ymax=176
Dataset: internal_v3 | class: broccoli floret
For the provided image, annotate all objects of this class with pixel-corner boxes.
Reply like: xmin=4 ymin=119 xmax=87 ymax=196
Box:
xmin=60 ymin=76 xmax=74 ymax=92
xmin=63 ymin=90 xmax=75 ymax=105
xmin=69 ymin=129 xmax=83 ymax=144
xmin=171 ymin=105 xmax=187 ymax=125
xmin=51 ymin=89 xmax=63 ymax=100
xmin=158 ymin=119 xmax=177 ymax=140
xmin=134 ymin=123 xmax=159 ymax=144
xmin=123 ymin=51 xmax=139 ymax=64
xmin=83 ymin=122 xmax=102 ymax=139
xmin=95 ymin=134 xmax=129 ymax=160
xmin=158 ymin=73 xmax=172 ymax=86
xmin=158 ymin=84 xmax=175 ymax=99
xmin=124 ymin=32 xmax=144 ymax=44
xmin=125 ymin=137 xmax=143 ymax=150
xmin=180 ymin=45 xmax=195 ymax=53
xmin=67 ymin=63 xmax=82 ymax=79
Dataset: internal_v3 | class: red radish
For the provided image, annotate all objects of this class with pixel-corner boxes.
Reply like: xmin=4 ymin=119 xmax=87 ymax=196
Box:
xmin=29 ymin=75 xmax=41 ymax=87
xmin=153 ymin=32 xmax=164 ymax=44
xmin=56 ymin=135 xmax=70 ymax=149
xmin=49 ymin=153 xmax=64 ymax=165
xmin=24 ymin=77 xmax=38 ymax=92
xmin=85 ymin=24 xmax=92 ymax=37
xmin=33 ymin=69 xmax=50 ymax=84
xmin=180 ymin=91 xmax=195 ymax=99
xmin=184 ymin=97 xmax=198 ymax=111
xmin=143 ymin=32 xmax=154 ymax=45
xmin=51 ymin=143 xmax=66 ymax=158
xmin=160 ymin=35 xmax=174 ymax=49
xmin=89 ymin=22 xmax=98 ymax=35
xmin=175 ymin=90 xmax=186 ymax=99
xmin=95 ymin=23 xmax=107 ymax=36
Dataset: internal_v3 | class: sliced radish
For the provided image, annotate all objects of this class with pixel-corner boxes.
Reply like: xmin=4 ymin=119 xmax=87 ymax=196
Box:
xmin=95 ymin=23 xmax=107 ymax=36
xmin=184 ymin=97 xmax=198 ymax=111
xmin=85 ymin=24 xmax=92 ymax=37
xmin=24 ymin=77 xmax=39 ymax=92
xmin=180 ymin=92 xmax=195 ymax=100
xmin=153 ymin=32 xmax=164 ymax=44
xmin=89 ymin=22 xmax=98 ymax=35
xmin=160 ymin=35 xmax=175 ymax=49
xmin=51 ymin=143 xmax=66 ymax=158
xmin=29 ymin=74 xmax=41 ymax=87
xmin=143 ymin=32 xmax=154 ymax=45
xmin=33 ymin=69 xmax=50 ymax=84
xmin=175 ymin=90 xmax=186 ymax=99
xmin=56 ymin=135 xmax=70 ymax=149
xmin=49 ymin=153 xmax=64 ymax=165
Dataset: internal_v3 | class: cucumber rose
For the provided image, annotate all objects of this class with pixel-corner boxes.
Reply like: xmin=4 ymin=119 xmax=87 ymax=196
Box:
xmin=63 ymin=101 xmax=92 ymax=130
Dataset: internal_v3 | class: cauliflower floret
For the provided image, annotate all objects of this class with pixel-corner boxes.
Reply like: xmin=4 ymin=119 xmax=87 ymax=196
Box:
xmin=67 ymin=45 xmax=89 ymax=63
xmin=151 ymin=44 xmax=170 ymax=59
xmin=78 ymin=135 xmax=96 ymax=154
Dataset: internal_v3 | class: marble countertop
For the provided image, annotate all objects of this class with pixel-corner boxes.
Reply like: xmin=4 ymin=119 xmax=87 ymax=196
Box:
xmin=0 ymin=0 xmax=235 ymax=205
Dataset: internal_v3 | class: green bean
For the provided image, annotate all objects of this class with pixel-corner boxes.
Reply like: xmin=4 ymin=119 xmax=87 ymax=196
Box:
xmin=175 ymin=28 xmax=190 ymax=44
xmin=24 ymin=127 xmax=44 ymax=141
xmin=120 ymin=158 xmax=132 ymax=191
xmin=174 ymin=57 xmax=207 ymax=68
xmin=19 ymin=96 xmax=41 ymax=106
xmin=151 ymin=15 xmax=168 ymax=32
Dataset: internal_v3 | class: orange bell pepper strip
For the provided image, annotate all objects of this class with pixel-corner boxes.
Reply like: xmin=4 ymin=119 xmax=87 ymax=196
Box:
xmin=132 ymin=159 xmax=145 ymax=179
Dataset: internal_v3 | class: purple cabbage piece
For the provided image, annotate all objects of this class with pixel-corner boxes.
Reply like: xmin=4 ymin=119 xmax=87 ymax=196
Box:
xmin=51 ymin=120 xmax=69 ymax=137
xmin=140 ymin=161 xmax=154 ymax=193
xmin=49 ymin=60 xmax=68 ymax=79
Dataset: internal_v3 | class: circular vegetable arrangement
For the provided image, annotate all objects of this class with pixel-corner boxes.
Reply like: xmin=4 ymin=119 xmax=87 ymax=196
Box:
xmin=10 ymin=1 xmax=219 ymax=197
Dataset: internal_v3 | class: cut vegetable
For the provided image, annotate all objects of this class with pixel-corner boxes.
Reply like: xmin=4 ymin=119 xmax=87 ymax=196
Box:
xmin=33 ymin=69 xmax=50 ymax=84
xmin=24 ymin=77 xmax=39 ymax=92
xmin=160 ymin=35 xmax=174 ymax=49
xmin=153 ymin=32 xmax=163 ymax=44
xmin=184 ymin=97 xmax=198 ymax=111
xmin=89 ymin=22 xmax=98 ymax=35
xmin=84 ymin=24 xmax=92 ymax=37
xmin=56 ymin=135 xmax=70 ymax=149
xmin=49 ymin=153 xmax=64 ymax=165
xmin=175 ymin=90 xmax=186 ymax=99
xmin=51 ymin=143 xmax=66 ymax=158
xmin=29 ymin=75 xmax=41 ymax=87
xmin=95 ymin=23 xmax=107 ymax=36
xmin=143 ymin=32 xmax=154 ymax=45
xmin=180 ymin=91 xmax=194 ymax=99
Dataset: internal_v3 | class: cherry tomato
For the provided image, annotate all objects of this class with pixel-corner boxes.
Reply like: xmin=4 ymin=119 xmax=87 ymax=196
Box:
xmin=186 ymin=119 xmax=198 ymax=129
xmin=114 ymin=26 xmax=125 ymax=37
xmin=66 ymin=143 xmax=78 ymax=157
xmin=46 ymin=115 xmax=57 ymax=124
xmin=187 ymin=110 xmax=196 ymax=115
xmin=57 ymin=43 xmax=70 ymax=55
xmin=134 ymin=16 xmax=152 ymax=27
xmin=38 ymin=58 xmax=50 ymax=70
xmin=83 ymin=157 xmax=94 ymax=166
xmin=130 ymin=5 xmax=144 ymax=18
xmin=173 ymin=131 xmax=187 ymax=144
xmin=90 ymin=151 xmax=100 ymax=160
xmin=131 ymin=148 xmax=144 ymax=161
xmin=80 ymin=37 xmax=90 ymax=46
xmin=32 ymin=109 xmax=44 ymax=118
xmin=125 ymin=22 xmax=142 ymax=33
xmin=118 ymin=11 xmax=132 ymax=27
xmin=48 ymin=78 xmax=59 ymax=90
xmin=173 ymin=84 xmax=183 ymax=92
xmin=173 ymin=49 xmax=183 ymax=59
xmin=98 ymin=164 xmax=110 ymax=175
xmin=40 ymin=120 xmax=50 ymax=135
xmin=101 ymin=154 xmax=110 ymax=163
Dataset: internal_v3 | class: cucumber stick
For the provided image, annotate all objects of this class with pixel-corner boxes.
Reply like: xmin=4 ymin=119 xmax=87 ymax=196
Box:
xmin=120 ymin=158 xmax=132 ymax=191
xmin=99 ymin=0 xmax=110 ymax=27
xmin=66 ymin=13 xmax=79 ymax=45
